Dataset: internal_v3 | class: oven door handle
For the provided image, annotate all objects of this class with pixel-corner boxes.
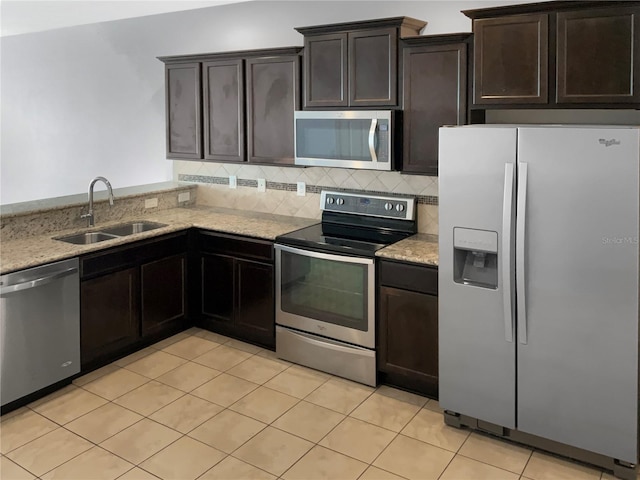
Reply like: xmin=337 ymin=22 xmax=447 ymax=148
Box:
xmin=275 ymin=244 xmax=374 ymax=266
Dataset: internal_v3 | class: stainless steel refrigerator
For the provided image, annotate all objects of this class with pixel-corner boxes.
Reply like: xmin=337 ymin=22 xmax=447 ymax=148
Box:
xmin=438 ymin=125 xmax=639 ymax=474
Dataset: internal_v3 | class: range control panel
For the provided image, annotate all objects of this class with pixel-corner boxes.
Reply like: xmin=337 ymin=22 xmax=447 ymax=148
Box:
xmin=320 ymin=191 xmax=416 ymax=220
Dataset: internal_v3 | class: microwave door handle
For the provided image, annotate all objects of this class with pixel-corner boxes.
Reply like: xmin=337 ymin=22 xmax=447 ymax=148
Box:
xmin=368 ymin=119 xmax=378 ymax=162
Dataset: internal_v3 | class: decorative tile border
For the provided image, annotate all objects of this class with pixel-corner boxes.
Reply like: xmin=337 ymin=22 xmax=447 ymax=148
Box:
xmin=179 ymin=174 xmax=438 ymax=205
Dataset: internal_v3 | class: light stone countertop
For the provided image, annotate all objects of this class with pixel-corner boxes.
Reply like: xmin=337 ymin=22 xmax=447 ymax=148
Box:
xmin=376 ymin=233 xmax=439 ymax=267
xmin=0 ymin=206 xmax=318 ymax=274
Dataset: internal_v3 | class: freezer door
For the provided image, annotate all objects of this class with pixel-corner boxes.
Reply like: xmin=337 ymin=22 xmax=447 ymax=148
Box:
xmin=516 ymin=127 xmax=639 ymax=463
xmin=439 ymin=126 xmax=517 ymax=428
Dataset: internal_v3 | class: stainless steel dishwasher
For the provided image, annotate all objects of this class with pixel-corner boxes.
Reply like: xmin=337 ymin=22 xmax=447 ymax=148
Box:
xmin=1 ymin=257 xmax=80 ymax=407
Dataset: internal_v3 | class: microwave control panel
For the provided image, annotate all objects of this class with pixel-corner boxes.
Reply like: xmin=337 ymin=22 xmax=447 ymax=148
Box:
xmin=321 ymin=191 xmax=415 ymax=220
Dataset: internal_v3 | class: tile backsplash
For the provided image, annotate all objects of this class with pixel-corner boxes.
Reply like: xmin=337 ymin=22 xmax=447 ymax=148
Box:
xmin=175 ymin=161 xmax=439 ymax=234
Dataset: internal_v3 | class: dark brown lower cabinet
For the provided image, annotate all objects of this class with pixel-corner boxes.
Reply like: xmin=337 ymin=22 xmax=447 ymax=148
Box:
xmin=377 ymin=259 xmax=438 ymax=398
xmin=141 ymin=254 xmax=186 ymax=337
xmin=81 ymin=267 xmax=139 ymax=366
xmin=198 ymin=231 xmax=275 ymax=349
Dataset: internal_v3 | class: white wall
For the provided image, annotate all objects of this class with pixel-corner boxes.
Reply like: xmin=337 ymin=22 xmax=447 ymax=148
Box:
xmin=1 ymin=0 xmax=541 ymax=204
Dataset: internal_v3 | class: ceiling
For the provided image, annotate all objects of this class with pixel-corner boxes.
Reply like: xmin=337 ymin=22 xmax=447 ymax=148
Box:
xmin=0 ymin=0 xmax=249 ymax=37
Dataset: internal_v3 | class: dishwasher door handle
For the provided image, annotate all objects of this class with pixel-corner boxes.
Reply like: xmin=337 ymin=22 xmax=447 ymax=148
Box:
xmin=1 ymin=267 xmax=78 ymax=296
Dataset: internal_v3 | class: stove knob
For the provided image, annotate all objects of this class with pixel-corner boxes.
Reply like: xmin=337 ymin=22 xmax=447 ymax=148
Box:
xmin=396 ymin=204 xmax=405 ymax=212
xmin=327 ymin=197 xmax=334 ymax=204
xmin=384 ymin=202 xmax=393 ymax=211
xmin=337 ymin=198 xmax=345 ymax=206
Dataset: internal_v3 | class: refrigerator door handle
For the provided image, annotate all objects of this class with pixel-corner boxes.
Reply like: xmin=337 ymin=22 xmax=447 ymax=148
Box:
xmin=502 ymin=163 xmax=515 ymax=342
xmin=516 ymin=162 xmax=528 ymax=344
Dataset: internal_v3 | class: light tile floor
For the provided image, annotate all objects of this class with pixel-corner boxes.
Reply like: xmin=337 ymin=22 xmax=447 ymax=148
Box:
xmin=0 ymin=327 xmax=635 ymax=480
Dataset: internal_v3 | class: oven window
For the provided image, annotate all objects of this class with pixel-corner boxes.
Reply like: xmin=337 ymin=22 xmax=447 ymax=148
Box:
xmin=280 ymin=250 xmax=369 ymax=331
xmin=296 ymin=118 xmax=373 ymax=162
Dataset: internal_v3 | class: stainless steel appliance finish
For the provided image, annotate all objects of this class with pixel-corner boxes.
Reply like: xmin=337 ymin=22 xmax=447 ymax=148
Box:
xmin=294 ymin=110 xmax=393 ymax=170
xmin=439 ymin=125 xmax=639 ymax=469
xmin=81 ymin=176 xmax=115 ymax=227
xmin=1 ymin=258 xmax=80 ymax=407
xmin=275 ymin=190 xmax=416 ymax=387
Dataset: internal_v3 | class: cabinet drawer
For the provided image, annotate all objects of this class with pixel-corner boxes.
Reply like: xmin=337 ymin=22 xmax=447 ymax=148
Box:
xmin=81 ymin=233 xmax=188 ymax=279
xmin=198 ymin=231 xmax=274 ymax=262
xmin=378 ymin=260 xmax=437 ymax=295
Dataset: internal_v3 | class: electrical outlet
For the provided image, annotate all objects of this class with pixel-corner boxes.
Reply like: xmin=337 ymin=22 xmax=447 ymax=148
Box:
xmin=229 ymin=175 xmax=237 ymax=189
xmin=297 ymin=182 xmax=306 ymax=196
xmin=257 ymin=178 xmax=266 ymax=192
xmin=145 ymin=197 xmax=158 ymax=209
xmin=178 ymin=192 xmax=190 ymax=203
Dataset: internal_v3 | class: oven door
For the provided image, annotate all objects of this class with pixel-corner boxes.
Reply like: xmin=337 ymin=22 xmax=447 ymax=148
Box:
xmin=275 ymin=244 xmax=375 ymax=349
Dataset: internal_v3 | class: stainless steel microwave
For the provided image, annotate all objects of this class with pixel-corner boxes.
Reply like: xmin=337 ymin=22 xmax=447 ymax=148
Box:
xmin=294 ymin=110 xmax=394 ymax=171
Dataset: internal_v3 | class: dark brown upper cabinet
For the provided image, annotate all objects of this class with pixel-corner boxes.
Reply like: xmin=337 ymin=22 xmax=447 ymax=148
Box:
xmin=159 ymin=47 xmax=302 ymax=164
xmin=401 ymin=34 xmax=470 ymax=175
xmin=464 ymin=1 xmax=640 ymax=108
xmin=296 ymin=17 xmax=426 ymax=109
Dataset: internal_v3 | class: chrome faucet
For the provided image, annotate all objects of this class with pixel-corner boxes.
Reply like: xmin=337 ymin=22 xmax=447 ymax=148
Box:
xmin=81 ymin=176 xmax=115 ymax=227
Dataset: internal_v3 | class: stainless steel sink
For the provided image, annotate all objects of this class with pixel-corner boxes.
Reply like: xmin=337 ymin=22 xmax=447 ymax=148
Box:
xmin=100 ymin=221 xmax=167 ymax=236
xmin=55 ymin=232 xmax=120 ymax=245
xmin=54 ymin=221 xmax=167 ymax=245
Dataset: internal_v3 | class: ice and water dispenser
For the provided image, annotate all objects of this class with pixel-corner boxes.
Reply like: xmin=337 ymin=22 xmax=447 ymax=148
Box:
xmin=453 ymin=227 xmax=498 ymax=289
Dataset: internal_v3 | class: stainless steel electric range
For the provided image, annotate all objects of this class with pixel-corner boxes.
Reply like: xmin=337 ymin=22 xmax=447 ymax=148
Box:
xmin=274 ymin=190 xmax=417 ymax=386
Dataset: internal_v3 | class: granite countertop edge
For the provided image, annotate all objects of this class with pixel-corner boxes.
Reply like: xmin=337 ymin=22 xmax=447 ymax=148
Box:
xmin=376 ymin=232 xmax=439 ymax=267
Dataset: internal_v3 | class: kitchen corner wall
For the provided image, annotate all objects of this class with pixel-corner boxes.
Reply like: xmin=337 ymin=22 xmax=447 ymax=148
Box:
xmin=174 ymin=161 xmax=439 ymax=234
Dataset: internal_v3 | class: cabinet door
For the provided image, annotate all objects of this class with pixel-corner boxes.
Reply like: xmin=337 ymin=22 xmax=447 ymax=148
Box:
xmin=473 ymin=14 xmax=548 ymax=104
xmin=246 ymin=56 xmax=300 ymax=164
xmin=165 ymin=63 xmax=202 ymax=159
xmin=203 ymin=59 xmax=245 ymax=162
xmin=402 ymin=42 xmax=467 ymax=175
xmin=304 ymin=33 xmax=348 ymax=108
xmin=236 ymin=259 xmax=275 ymax=348
xmin=141 ymin=254 xmax=186 ymax=336
xmin=557 ymin=6 xmax=640 ymax=104
xmin=378 ymin=286 xmax=438 ymax=396
xmin=349 ymin=27 xmax=398 ymax=107
xmin=81 ymin=268 xmax=139 ymax=366
xmin=201 ymin=253 xmax=234 ymax=324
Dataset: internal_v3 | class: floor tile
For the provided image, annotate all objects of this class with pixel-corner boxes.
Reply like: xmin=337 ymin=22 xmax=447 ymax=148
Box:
xmin=439 ymin=455 xmax=519 ymax=480
xmin=199 ymin=456 xmax=276 ymax=480
xmin=0 ymin=455 xmax=37 ymax=480
xmin=224 ymin=338 xmax=263 ymax=354
xmin=6 ymin=428 xmax=93 ymax=477
xmin=272 ymin=401 xmax=344 ymax=443
xmin=522 ymin=451 xmax=603 ymax=480
xmin=0 ymin=409 xmax=58 ymax=454
xmin=304 ymin=378 xmax=374 ymax=415
xmin=116 ymin=467 xmax=160 ymax=480
xmin=81 ymin=368 xmax=149 ymax=400
xmin=72 ymin=364 xmax=120 ymax=386
xmin=423 ymin=398 xmax=444 ymax=413
xmin=400 ymin=407 xmax=469 ymax=452
xmin=154 ymin=361 xmax=221 ymax=392
xmin=372 ymin=435 xmax=454 ymax=480
xmin=139 ymin=436 xmax=226 ymax=480
xmin=149 ymin=394 xmax=223 ymax=434
xmin=374 ymin=385 xmax=428 ymax=408
xmin=161 ymin=336 xmax=220 ymax=360
xmin=358 ymin=466 xmax=406 ymax=480
xmin=113 ymin=381 xmax=184 ymax=416
xmin=264 ymin=365 xmax=329 ymax=399
xmin=65 ymin=403 xmax=143 ymax=443
xmin=350 ymin=391 xmax=421 ymax=432
xmin=29 ymin=385 xmax=108 ymax=424
xmin=100 ymin=419 xmax=181 ymax=465
xmin=114 ymin=347 xmax=156 ymax=367
xmin=189 ymin=409 xmax=266 ymax=453
xmin=318 ymin=417 xmax=396 ymax=464
xmin=191 ymin=373 xmax=259 ymax=407
xmin=193 ymin=330 xmax=231 ymax=344
xmin=192 ymin=345 xmax=253 ymax=371
xmin=150 ymin=332 xmax=190 ymax=350
xmin=40 ymin=446 xmax=133 ymax=480
xmin=281 ymin=445 xmax=367 ymax=480
xmin=255 ymin=348 xmax=292 ymax=365
xmin=458 ymin=432 xmax=531 ymax=474
xmin=233 ymin=426 xmax=313 ymax=477
xmin=229 ymin=386 xmax=299 ymax=424
xmin=124 ymin=351 xmax=187 ymax=379
xmin=227 ymin=356 xmax=289 ymax=384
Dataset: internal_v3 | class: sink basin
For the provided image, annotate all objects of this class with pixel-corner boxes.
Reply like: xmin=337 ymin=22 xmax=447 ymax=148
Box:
xmin=100 ymin=221 xmax=167 ymax=236
xmin=55 ymin=232 xmax=120 ymax=245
